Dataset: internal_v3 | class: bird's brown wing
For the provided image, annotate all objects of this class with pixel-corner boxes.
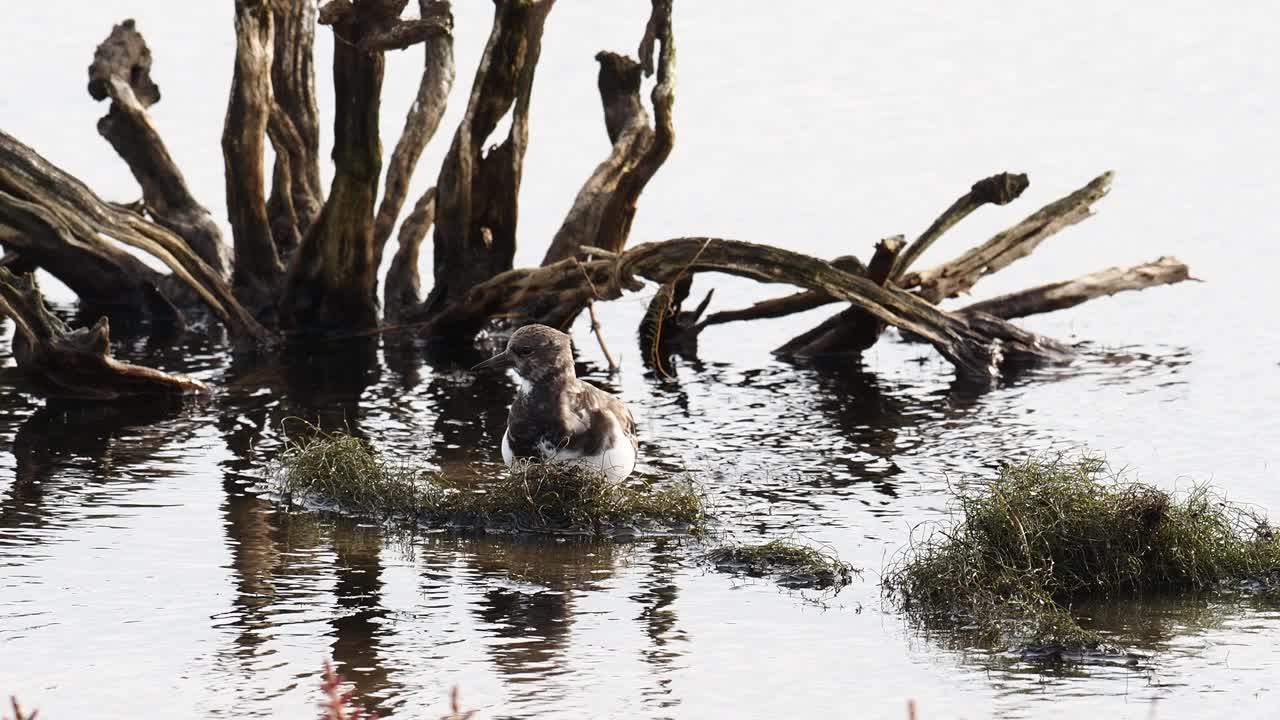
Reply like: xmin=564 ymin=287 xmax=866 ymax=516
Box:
xmin=572 ymin=381 xmax=637 ymax=454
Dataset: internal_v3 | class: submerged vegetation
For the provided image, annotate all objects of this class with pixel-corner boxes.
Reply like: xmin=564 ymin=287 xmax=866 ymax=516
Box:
xmin=884 ymin=456 xmax=1280 ymax=647
xmin=707 ymin=539 xmax=856 ymax=590
xmin=267 ymin=427 xmax=706 ymax=537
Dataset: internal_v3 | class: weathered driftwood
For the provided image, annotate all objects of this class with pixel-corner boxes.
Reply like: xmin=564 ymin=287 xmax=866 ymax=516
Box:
xmin=267 ymin=0 xmax=325 ymax=256
xmin=774 ymin=235 xmax=904 ymax=357
xmin=384 ymin=187 xmax=436 ymax=322
xmin=901 ymin=172 xmax=1113 ymax=303
xmin=370 ymin=0 xmax=454 ymax=263
xmin=89 ymin=20 xmax=232 ymax=278
xmin=540 ymin=0 xmax=675 ymax=267
xmin=419 ymin=0 xmax=553 ymax=317
xmin=889 ymin=172 xmax=1029 ymax=282
xmin=0 ymin=268 xmax=207 ymax=398
xmin=224 ymin=0 xmax=285 ymax=310
xmin=0 ymin=0 xmax=1193 ymax=397
xmin=281 ymin=0 xmax=451 ymax=331
xmin=0 ymin=188 xmax=180 ymax=322
xmin=0 ymin=131 xmax=267 ymax=340
xmin=416 ymin=238 xmax=1069 ymax=380
xmin=959 ymin=257 xmax=1192 ymax=320
xmin=687 ymin=171 xmax=1031 ymax=349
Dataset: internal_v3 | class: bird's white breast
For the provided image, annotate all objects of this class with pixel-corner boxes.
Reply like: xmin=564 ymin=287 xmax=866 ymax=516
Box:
xmin=500 ymin=421 xmax=636 ymax=482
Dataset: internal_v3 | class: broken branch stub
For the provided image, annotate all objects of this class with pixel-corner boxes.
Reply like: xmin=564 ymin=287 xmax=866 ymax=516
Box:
xmin=421 ymin=0 xmax=554 ymax=317
xmin=0 ymin=268 xmax=207 ymax=398
xmin=89 ymin=19 xmax=232 ymax=280
xmin=774 ymin=235 xmax=905 ymax=357
xmin=889 ymin=171 xmax=1029 ymax=282
xmin=540 ymin=0 xmax=676 ymax=269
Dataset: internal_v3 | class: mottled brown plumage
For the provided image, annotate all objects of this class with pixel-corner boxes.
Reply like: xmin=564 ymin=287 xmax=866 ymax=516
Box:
xmin=473 ymin=325 xmax=637 ymax=480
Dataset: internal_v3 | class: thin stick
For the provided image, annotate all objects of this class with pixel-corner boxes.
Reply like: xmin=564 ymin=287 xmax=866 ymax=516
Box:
xmin=587 ymin=300 xmax=619 ymax=373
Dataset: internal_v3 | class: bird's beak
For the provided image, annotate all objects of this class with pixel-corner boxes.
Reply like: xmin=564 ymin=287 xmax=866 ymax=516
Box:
xmin=471 ymin=350 xmax=514 ymax=372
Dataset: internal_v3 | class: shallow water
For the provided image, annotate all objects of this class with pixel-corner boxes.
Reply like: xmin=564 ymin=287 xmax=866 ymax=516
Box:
xmin=3 ymin=2 xmax=1280 ymax=718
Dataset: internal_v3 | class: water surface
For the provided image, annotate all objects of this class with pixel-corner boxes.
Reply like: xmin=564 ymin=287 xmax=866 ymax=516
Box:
xmin=3 ymin=2 xmax=1280 ymax=718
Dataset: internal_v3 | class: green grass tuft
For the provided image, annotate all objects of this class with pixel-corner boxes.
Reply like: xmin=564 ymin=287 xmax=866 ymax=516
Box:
xmin=267 ymin=427 xmax=707 ymax=536
xmin=883 ymin=455 xmax=1280 ymax=647
xmin=707 ymin=539 xmax=855 ymax=589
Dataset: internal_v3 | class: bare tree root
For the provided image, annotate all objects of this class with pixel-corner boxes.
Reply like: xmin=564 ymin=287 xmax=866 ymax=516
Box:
xmin=420 ymin=0 xmax=554 ymax=316
xmin=0 ymin=268 xmax=207 ymax=398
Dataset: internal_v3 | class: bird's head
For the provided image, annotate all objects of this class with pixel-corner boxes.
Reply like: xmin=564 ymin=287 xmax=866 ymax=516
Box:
xmin=471 ymin=324 xmax=575 ymax=387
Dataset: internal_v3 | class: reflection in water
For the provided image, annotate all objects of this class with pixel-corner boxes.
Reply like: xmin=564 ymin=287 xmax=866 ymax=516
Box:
xmin=1 ymin=398 xmax=190 ymax=541
xmin=0 ymin=297 xmax=1257 ymax=720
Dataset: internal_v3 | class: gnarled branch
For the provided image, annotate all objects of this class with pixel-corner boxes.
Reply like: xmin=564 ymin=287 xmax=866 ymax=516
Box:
xmin=90 ymin=19 xmax=232 ymax=278
xmin=420 ymin=0 xmax=555 ymax=316
xmin=960 ymin=256 xmax=1192 ymax=320
xmin=0 ymin=268 xmax=207 ymax=398
xmin=268 ymin=0 xmax=325 ymax=255
xmin=0 ymin=130 xmax=269 ymax=340
xmin=540 ymin=0 xmax=676 ymax=268
xmin=902 ymin=172 xmax=1113 ymax=302
xmin=371 ymin=0 xmax=454 ymax=265
xmin=224 ymin=0 xmax=285 ymax=311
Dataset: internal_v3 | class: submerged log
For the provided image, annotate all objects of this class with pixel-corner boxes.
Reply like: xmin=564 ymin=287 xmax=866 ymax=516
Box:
xmin=282 ymin=0 xmax=451 ymax=331
xmin=0 ymin=268 xmax=207 ymax=398
xmin=419 ymin=0 xmax=553 ymax=317
xmin=89 ymin=20 xmax=232 ymax=278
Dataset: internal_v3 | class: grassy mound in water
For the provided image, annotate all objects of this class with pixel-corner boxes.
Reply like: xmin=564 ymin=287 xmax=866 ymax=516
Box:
xmin=707 ymin=540 xmax=856 ymax=590
xmin=884 ymin=455 xmax=1280 ymax=647
xmin=267 ymin=429 xmax=707 ymax=536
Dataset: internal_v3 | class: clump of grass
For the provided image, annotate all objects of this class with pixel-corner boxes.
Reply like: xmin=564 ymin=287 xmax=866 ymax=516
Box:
xmin=884 ymin=455 xmax=1280 ymax=647
xmin=268 ymin=428 xmax=707 ymax=536
xmin=707 ymin=539 xmax=855 ymax=589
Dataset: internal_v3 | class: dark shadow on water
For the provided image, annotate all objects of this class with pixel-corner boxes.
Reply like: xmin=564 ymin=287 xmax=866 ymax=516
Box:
xmin=1 ymin=396 xmax=193 ymax=540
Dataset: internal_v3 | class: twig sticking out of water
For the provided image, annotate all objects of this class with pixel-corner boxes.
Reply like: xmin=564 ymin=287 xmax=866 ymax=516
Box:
xmin=320 ymin=661 xmax=379 ymax=720
xmin=5 ymin=697 xmax=38 ymax=720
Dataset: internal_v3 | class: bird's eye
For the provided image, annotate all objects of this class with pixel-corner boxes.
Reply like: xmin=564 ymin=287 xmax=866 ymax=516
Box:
xmin=515 ymin=346 xmax=533 ymax=356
